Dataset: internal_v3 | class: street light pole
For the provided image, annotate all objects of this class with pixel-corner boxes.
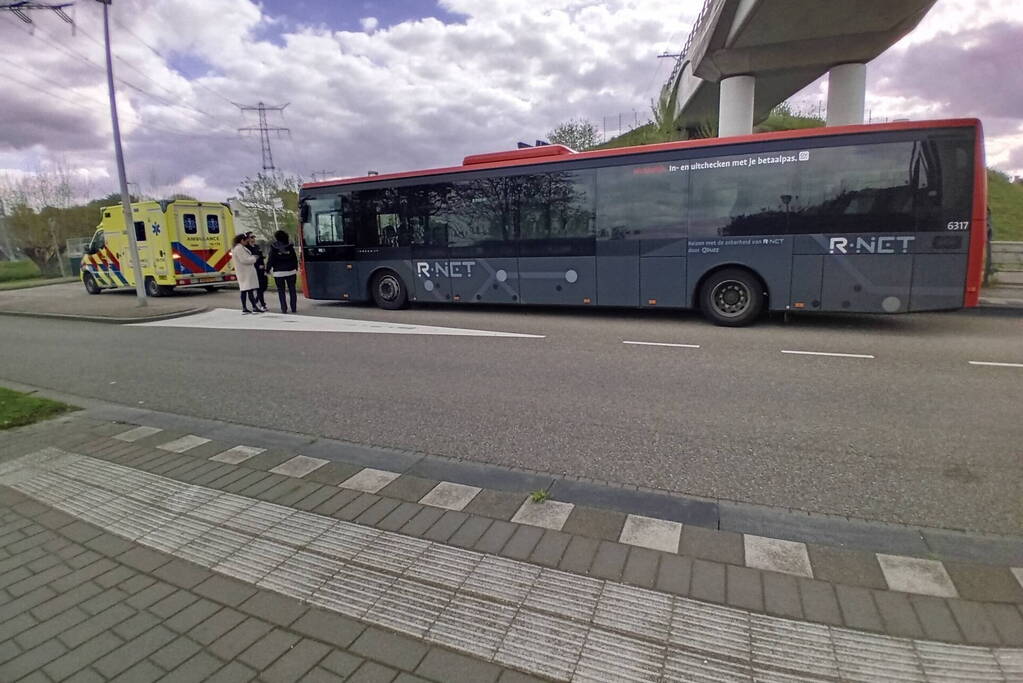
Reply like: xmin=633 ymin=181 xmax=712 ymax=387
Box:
xmin=97 ymin=0 xmax=146 ymax=306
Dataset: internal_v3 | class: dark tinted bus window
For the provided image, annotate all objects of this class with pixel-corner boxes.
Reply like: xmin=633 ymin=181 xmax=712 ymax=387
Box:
xmin=405 ymin=184 xmax=452 ymax=248
xmin=596 ymin=162 xmax=686 ymax=239
xmin=689 ymin=151 xmax=803 ymax=237
xmin=351 ymin=189 xmax=412 ymax=248
xmin=444 ymin=178 xmax=516 ymax=249
xmin=914 ymin=134 xmax=974 ymax=230
xmin=797 ymin=142 xmax=916 ymax=233
xmin=517 ymin=170 xmax=595 ymax=240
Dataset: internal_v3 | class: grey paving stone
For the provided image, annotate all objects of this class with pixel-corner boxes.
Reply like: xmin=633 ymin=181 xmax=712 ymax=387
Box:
xmin=473 ymin=520 xmax=517 ymax=555
xmin=68 ymin=550 xmax=105 ymax=570
xmin=313 ymin=489 xmax=362 ymax=516
xmin=835 ymin=584 xmax=884 ymax=632
xmin=873 ymin=590 xmax=925 ymax=638
xmin=207 ymin=468 xmax=261 ymax=492
xmin=276 ymin=482 xmax=329 ymax=508
xmin=255 ymin=478 xmax=309 ymax=503
xmin=559 ymin=506 xmax=626 ymax=542
xmin=349 ymin=661 xmax=400 ymax=683
xmin=84 ymin=534 xmax=134 ymax=558
xmin=164 ymin=599 xmax=221 ymax=634
xmin=191 ymin=464 xmax=240 ymax=487
xmin=260 ymin=638 xmax=332 ymax=683
xmin=207 ymin=617 xmax=273 ymax=660
xmin=304 ymin=462 xmax=365 ymax=487
xmin=0 ymin=637 xmax=67 ymax=681
xmin=908 ymin=595 xmax=963 ymax=642
xmin=31 ymin=582 xmax=103 ymax=621
xmin=726 ymin=564 xmax=764 ymax=611
xmin=294 ymin=486 xmax=344 ymax=512
xmin=463 ymin=490 xmax=527 ymax=521
xmin=320 ymin=650 xmax=365 ymax=678
xmin=0 ymin=639 xmax=20 ymax=668
xmin=238 ymin=590 xmax=308 ymax=627
xmin=15 ymin=606 xmax=88 ymax=650
xmin=193 ymin=575 xmax=257 ymax=607
xmin=400 ymin=507 xmax=446 ymax=537
xmin=8 ymin=564 xmax=72 ymax=598
xmin=223 ymin=471 xmax=274 ymax=495
xmin=394 ymin=674 xmax=430 ymax=683
xmin=351 ymin=627 xmax=429 ymax=672
xmin=680 ymin=526 xmax=744 ymax=565
xmin=559 ymin=535 xmax=599 ymax=574
xmin=378 ymin=475 xmax=440 ymax=503
xmin=35 ymin=510 xmax=75 ymax=530
xmin=529 ymin=530 xmax=572 ymax=568
xmin=377 ymin=502 xmax=427 ymax=532
xmin=237 ymin=628 xmax=300 ymax=671
xmin=152 ymin=559 xmax=214 ymax=590
xmin=0 ymin=613 xmax=37 ymax=645
xmin=690 ymin=559 xmax=726 ymax=604
xmin=82 ymin=589 xmax=130 ymax=621
xmin=189 ymin=608 xmax=248 ymax=646
xmin=356 ymin=499 xmax=403 ymax=527
xmin=656 ymin=554 xmax=692 ymax=596
xmin=112 ymin=611 xmax=161 ymax=640
xmin=806 ymin=545 xmax=887 ymax=589
xmin=109 ymin=659 xmax=165 ymax=683
xmin=589 ymin=541 xmax=629 ymax=581
xmin=64 ymin=670 xmax=109 ymax=683
xmin=242 ymin=450 xmax=296 ymax=472
xmin=947 ymin=599 xmax=1002 ymax=645
xmin=0 ymin=566 xmax=33 ymax=592
xmin=149 ymin=636 xmax=202 ymax=670
xmin=160 ymin=651 xmax=224 ymax=682
xmin=44 ymin=632 xmax=123 ymax=681
xmin=291 ymin=608 xmax=365 ymax=649
xmin=762 ymin=571 xmax=803 ymax=620
xmin=59 ymin=604 xmax=135 ymax=648
xmin=116 ymin=547 xmax=170 ymax=573
xmin=93 ymin=625 xmax=176 ymax=678
xmin=424 ymin=511 xmax=469 ymax=543
xmin=205 ymin=660 xmax=258 ymax=683
xmin=416 ymin=648 xmax=501 ymax=683
xmin=124 ymin=581 xmax=176 ymax=610
xmin=149 ymin=589 xmax=199 ymax=619
xmin=984 ymin=603 xmax=1023 ymax=646
xmin=238 ymin=473 xmax=289 ymax=498
xmin=335 ymin=493 xmax=383 ymax=521
xmin=500 ymin=525 xmax=546 ymax=561
xmin=622 ymin=547 xmax=660 ymax=589
xmin=119 ymin=574 xmax=156 ymax=595
xmin=944 ymin=562 xmax=1023 ymax=603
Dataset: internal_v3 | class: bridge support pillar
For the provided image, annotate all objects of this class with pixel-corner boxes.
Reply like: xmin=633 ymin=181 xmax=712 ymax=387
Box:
xmin=826 ymin=63 xmax=866 ymax=126
xmin=718 ymin=75 xmax=755 ymax=137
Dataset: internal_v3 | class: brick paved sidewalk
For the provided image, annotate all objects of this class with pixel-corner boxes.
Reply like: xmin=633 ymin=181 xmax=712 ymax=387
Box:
xmin=0 ymin=488 xmax=540 ymax=683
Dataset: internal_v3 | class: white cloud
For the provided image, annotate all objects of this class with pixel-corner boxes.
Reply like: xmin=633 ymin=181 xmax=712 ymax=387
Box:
xmin=360 ymin=16 xmax=379 ymax=32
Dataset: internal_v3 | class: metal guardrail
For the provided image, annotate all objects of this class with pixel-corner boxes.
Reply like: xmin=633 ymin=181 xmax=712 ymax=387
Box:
xmin=668 ymin=0 xmax=722 ymax=86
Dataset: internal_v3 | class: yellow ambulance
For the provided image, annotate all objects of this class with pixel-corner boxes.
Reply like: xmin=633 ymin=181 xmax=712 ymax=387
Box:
xmin=81 ymin=199 xmax=238 ymax=296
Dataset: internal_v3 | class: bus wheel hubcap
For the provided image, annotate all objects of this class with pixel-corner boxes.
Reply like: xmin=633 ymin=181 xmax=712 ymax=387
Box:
xmin=378 ymin=276 xmax=399 ymax=301
xmin=713 ymin=281 xmax=749 ymax=316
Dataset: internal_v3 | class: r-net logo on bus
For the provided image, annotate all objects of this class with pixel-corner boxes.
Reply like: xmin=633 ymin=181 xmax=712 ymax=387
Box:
xmin=415 ymin=261 xmax=477 ymax=278
xmin=828 ymin=236 xmax=915 ymax=254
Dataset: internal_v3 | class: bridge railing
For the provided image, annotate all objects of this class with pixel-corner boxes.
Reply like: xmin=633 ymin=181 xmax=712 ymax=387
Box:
xmin=668 ymin=0 xmax=722 ymax=87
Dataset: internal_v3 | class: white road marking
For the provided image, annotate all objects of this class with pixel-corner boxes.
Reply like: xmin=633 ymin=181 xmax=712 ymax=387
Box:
xmin=781 ymin=349 xmax=874 ymax=359
xmin=969 ymin=361 xmax=1023 ymax=368
xmin=131 ymin=308 xmax=545 ymax=338
xmin=622 ymin=341 xmax=700 ymax=349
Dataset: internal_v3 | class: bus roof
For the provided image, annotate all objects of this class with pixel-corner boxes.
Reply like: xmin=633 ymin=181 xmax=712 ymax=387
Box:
xmin=301 ymin=118 xmax=981 ymax=191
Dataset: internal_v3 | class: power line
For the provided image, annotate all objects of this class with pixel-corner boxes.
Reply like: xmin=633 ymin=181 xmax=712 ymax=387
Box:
xmin=236 ymin=102 xmax=290 ymax=172
xmin=0 ymin=1 xmax=72 ymax=25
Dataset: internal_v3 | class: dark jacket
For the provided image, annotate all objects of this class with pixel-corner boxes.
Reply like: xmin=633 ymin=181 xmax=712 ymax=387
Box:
xmin=244 ymin=242 xmax=265 ymax=273
xmin=266 ymin=240 xmax=299 ymax=274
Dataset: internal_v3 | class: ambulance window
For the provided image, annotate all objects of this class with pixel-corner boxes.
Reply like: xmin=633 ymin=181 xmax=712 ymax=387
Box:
xmin=206 ymin=215 xmax=220 ymax=234
xmin=183 ymin=214 xmax=198 ymax=234
xmin=90 ymin=231 xmax=105 ymax=251
xmin=134 ymin=221 xmax=146 ymax=242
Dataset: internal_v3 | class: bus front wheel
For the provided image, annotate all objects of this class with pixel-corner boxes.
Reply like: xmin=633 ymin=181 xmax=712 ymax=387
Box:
xmin=700 ymin=268 xmax=764 ymax=326
xmin=371 ymin=271 xmax=408 ymax=310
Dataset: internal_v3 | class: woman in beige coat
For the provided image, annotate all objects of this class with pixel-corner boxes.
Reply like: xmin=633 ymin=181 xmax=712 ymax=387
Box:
xmin=231 ymin=234 xmax=261 ymax=313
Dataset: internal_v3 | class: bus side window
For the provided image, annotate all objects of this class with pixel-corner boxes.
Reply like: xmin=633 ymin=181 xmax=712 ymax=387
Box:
xmin=315 ymin=211 xmax=344 ymax=243
xmin=206 ymin=215 xmax=221 ymax=234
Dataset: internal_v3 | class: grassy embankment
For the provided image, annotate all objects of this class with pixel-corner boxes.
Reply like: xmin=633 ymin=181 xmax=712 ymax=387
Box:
xmin=0 ymin=387 xmax=75 ymax=430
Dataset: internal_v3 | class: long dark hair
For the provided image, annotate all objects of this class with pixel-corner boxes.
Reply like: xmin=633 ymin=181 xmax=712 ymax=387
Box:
xmin=232 ymin=233 xmax=247 ymax=246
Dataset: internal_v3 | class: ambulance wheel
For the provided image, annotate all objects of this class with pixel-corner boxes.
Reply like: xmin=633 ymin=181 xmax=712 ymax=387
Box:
xmin=204 ymin=286 xmax=218 ymax=293
xmin=371 ymin=270 xmax=408 ymax=310
xmin=83 ymin=273 xmax=101 ymax=295
xmin=144 ymin=277 xmax=164 ymax=298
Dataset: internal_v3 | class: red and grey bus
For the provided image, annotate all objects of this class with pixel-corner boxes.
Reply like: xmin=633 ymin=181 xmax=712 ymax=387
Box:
xmin=298 ymin=118 xmax=986 ymax=326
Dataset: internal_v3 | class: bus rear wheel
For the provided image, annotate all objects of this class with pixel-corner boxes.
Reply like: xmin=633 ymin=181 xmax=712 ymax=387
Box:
xmin=700 ymin=268 xmax=764 ymax=326
xmin=371 ymin=270 xmax=408 ymax=310
xmin=83 ymin=273 xmax=101 ymax=295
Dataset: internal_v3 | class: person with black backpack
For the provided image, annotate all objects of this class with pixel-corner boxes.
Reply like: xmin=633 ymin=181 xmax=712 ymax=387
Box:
xmin=266 ymin=229 xmax=300 ymax=313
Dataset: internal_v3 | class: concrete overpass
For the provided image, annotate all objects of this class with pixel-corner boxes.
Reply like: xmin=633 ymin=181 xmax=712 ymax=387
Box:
xmin=664 ymin=0 xmax=937 ymax=137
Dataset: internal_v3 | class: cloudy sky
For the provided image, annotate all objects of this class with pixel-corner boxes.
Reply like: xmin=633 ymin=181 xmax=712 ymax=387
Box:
xmin=1 ymin=0 xmax=1021 ymax=201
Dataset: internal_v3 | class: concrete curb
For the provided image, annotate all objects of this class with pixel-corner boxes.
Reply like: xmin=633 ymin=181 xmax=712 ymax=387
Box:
xmin=0 ymin=305 xmax=208 ymax=325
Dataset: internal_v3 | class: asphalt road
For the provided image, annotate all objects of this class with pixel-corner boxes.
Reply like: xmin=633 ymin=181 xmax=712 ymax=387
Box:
xmin=1 ymin=291 xmax=1021 ymax=535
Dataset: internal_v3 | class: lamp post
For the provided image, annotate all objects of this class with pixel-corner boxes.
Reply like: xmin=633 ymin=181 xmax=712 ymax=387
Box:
xmin=97 ymin=0 xmax=146 ymax=305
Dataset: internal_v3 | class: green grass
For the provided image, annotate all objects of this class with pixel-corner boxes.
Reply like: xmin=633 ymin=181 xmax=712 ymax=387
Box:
xmin=988 ymin=170 xmax=1023 ymax=242
xmin=529 ymin=489 xmax=551 ymax=503
xmin=0 ymin=260 xmax=42 ymax=283
xmin=0 ymin=387 xmax=75 ymax=431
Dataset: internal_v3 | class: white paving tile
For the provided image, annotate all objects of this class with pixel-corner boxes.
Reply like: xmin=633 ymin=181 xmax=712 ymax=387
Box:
xmin=876 ymin=554 xmax=958 ymax=598
xmin=157 ymin=435 xmax=211 ymax=453
xmin=339 ymin=467 xmax=400 ymax=493
xmin=619 ymin=514 xmax=682 ymax=553
xmin=510 ymin=498 xmax=574 ymax=530
xmin=269 ymin=455 xmax=328 ymax=478
xmin=419 ymin=481 xmax=481 ymax=511
xmin=113 ymin=425 xmax=162 ymax=442
xmin=210 ymin=445 xmax=265 ymax=464
xmin=743 ymin=534 xmax=813 ymax=578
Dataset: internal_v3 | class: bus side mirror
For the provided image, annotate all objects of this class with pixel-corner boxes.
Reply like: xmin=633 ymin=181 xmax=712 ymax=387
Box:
xmin=299 ymin=202 xmax=310 ymax=223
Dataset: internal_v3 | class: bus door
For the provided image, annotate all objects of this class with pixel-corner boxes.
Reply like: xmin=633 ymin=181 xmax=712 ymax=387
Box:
xmin=301 ymin=195 xmax=358 ymax=300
